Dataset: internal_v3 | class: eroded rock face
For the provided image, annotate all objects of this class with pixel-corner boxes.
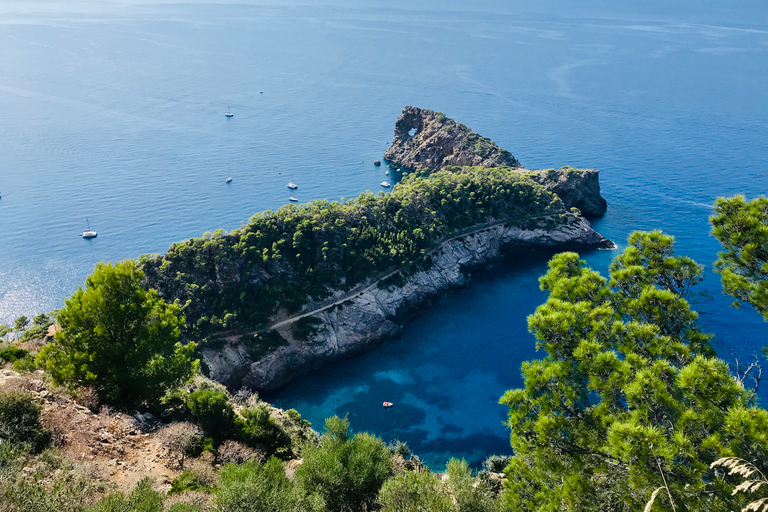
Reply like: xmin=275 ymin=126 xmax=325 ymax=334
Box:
xmin=203 ymin=213 xmax=613 ymax=391
xmin=526 ymin=168 xmax=608 ymax=217
xmin=383 ymin=106 xmax=521 ymax=172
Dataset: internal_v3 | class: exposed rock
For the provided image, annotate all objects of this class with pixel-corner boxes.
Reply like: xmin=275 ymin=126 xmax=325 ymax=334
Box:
xmin=374 ymin=160 xmax=381 ymax=166
xmin=204 ymin=213 xmax=613 ymax=391
xmin=525 ymin=167 xmax=607 ymax=217
xmin=383 ymin=106 xmax=521 ymax=173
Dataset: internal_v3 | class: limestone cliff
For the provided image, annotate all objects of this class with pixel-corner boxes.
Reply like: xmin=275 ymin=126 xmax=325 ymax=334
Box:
xmin=203 ymin=212 xmax=613 ymax=391
xmin=383 ymin=106 xmax=521 ymax=172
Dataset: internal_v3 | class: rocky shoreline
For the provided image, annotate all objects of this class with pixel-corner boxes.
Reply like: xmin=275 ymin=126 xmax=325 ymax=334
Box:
xmin=203 ymin=212 xmax=612 ymax=391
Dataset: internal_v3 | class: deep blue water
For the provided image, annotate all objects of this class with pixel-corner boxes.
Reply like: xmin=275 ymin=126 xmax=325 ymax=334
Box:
xmin=1 ymin=0 xmax=767 ymax=469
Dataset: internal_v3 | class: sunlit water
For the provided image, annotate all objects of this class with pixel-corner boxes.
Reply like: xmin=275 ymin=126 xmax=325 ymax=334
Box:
xmin=1 ymin=0 xmax=767 ymax=469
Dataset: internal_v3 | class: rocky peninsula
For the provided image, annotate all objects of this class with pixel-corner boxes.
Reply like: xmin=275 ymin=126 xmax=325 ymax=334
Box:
xmin=142 ymin=108 xmax=612 ymax=391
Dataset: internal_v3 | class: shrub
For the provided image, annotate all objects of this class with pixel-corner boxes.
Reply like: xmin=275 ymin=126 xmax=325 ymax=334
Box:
xmin=75 ymin=386 xmax=101 ymax=411
xmin=482 ymin=454 xmax=511 ymax=473
xmin=186 ymin=390 xmax=234 ymax=440
xmin=214 ymin=457 xmax=296 ymax=512
xmin=12 ymin=354 xmax=37 ymax=373
xmin=0 ymin=389 xmax=50 ymax=451
xmin=379 ymin=470 xmax=453 ymax=512
xmin=295 ymin=416 xmax=393 ymax=512
xmin=157 ymin=422 xmax=204 ymax=469
xmin=86 ymin=477 xmax=163 ymax=512
xmin=0 ymin=346 xmax=28 ymax=363
xmin=236 ymin=403 xmax=291 ymax=457
xmin=217 ymin=439 xmax=266 ymax=465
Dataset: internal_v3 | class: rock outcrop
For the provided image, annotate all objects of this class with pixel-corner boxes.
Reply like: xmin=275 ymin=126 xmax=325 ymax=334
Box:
xmin=383 ymin=106 xmax=608 ymax=217
xmin=203 ymin=212 xmax=613 ymax=391
xmin=383 ymin=106 xmax=521 ymax=173
xmin=525 ymin=167 xmax=608 ymax=217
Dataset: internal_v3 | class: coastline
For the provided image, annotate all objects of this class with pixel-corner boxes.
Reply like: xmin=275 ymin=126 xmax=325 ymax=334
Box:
xmin=203 ymin=211 xmax=612 ymax=391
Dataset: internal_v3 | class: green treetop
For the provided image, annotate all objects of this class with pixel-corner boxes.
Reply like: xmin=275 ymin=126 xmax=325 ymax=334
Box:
xmin=711 ymin=195 xmax=768 ymax=320
xmin=36 ymin=260 xmax=199 ymax=405
xmin=500 ymin=231 xmax=768 ymax=512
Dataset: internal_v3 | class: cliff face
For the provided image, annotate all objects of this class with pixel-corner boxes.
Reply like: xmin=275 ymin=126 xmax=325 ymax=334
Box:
xmin=203 ymin=212 xmax=612 ymax=391
xmin=383 ymin=106 xmax=521 ymax=173
xmin=525 ymin=168 xmax=608 ymax=217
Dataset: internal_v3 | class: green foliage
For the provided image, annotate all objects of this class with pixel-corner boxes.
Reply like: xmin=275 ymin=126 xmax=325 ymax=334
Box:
xmin=169 ymin=470 xmax=204 ymax=494
xmin=0 ymin=389 xmax=50 ymax=451
xmin=186 ymin=389 xmax=234 ymax=440
xmin=0 ymin=324 xmax=10 ymax=339
xmin=214 ymin=457 xmax=297 ymax=512
xmin=36 ymin=260 xmax=199 ymax=405
xmin=0 ymin=346 xmax=28 ymax=363
xmin=711 ymin=195 xmax=768 ymax=320
xmin=295 ymin=416 xmax=393 ymax=512
xmin=445 ymin=458 xmax=499 ymax=512
xmin=19 ymin=313 xmax=54 ymax=342
xmin=141 ymin=167 xmax=565 ymax=339
xmin=499 ymin=231 xmax=768 ymax=512
xmin=379 ymin=469 xmax=453 ymax=512
xmin=12 ymin=354 xmax=38 ymax=373
xmin=86 ymin=477 xmax=163 ymax=512
xmin=236 ymin=403 xmax=291 ymax=457
xmin=14 ymin=315 xmax=29 ymax=332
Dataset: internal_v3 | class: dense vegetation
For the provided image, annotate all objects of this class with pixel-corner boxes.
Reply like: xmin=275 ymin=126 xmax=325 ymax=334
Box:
xmin=141 ymin=167 xmax=565 ymax=339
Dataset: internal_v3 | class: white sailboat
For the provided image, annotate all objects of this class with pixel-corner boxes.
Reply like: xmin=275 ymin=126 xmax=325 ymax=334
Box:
xmin=81 ymin=217 xmax=97 ymax=238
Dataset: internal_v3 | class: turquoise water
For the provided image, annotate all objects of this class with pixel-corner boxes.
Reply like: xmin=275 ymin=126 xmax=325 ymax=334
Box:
xmin=1 ymin=0 xmax=767 ymax=469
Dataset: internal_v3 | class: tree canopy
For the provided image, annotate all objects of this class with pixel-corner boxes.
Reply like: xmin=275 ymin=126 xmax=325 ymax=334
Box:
xmin=500 ymin=231 xmax=768 ymax=511
xmin=36 ymin=260 xmax=199 ymax=405
xmin=711 ymin=194 xmax=768 ymax=320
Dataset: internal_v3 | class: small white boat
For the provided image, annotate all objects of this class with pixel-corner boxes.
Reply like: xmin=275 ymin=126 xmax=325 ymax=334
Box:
xmin=383 ymin=401 xmax=393 ymax=408
xmin=381 ymin=181 xmax=391 ymax=187
xmin=385 ymin=170 xmax=389 ymax=175
xmin=287 ymin=182 xmax=298 ymax=189
xmin=224 ymin=105 xmax=233 ymax=117
xmin=81 ymin=217 xmax=97 ymax=239
xmin=289 ymin=196 xmax=298 ymax=202
xmin=226 ymin=177 xmax=232 ymax=183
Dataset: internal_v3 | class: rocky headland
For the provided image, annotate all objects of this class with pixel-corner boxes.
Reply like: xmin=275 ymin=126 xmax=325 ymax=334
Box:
xmin=143 ymin=108 xmax=612 ymax=391
xmin=383 ymin=106 xmax=521 ymax=172
xmin=384 ymin=106 xmax=607 ymax=216
xmin=204 ymin=213 xmax=612 ymax=391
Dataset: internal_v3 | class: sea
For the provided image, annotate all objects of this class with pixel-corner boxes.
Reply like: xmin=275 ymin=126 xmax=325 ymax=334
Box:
xmin=1 ymin=0 xmax=767 ymax=469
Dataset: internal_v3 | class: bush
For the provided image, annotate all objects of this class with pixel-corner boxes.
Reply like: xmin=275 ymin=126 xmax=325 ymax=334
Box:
xmin=13 ymin=354 xmax=38 ymax=373
xmin=482 ymin=454 xmax=511 ymax=473
xmin=379 ymin=470 xmax=453 ymax=512
xmin=86 ymin=477 xmax=163 ymax=512
xmin=236 ymin=404 xmax=291 ymax=457
xmin=0 ymin=389 xmax=50 ymax=451
xmin=0 ymin=346 xmax=28 ymax=363
xmin=295 ymin=416 xmax=393 ymax=512
xmin=187 ymin=390 xmax=234 ymax=440
xmin=157 ymin=422 xmax=204 ymax=469
xmin=214 ymin=457 xmax=296 ymax=512
xmin=217 ymin=439 xmax=266 ymax=465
